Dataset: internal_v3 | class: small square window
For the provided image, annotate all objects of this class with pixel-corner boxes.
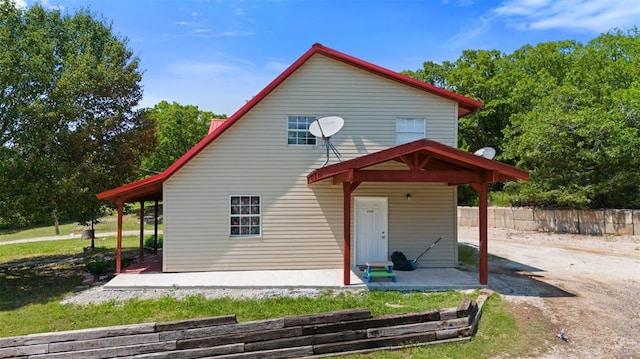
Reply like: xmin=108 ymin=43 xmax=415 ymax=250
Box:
xmin=287 ymin=116 xmax=317 ymax=146
xmin=230 ymin=195 xmax=261 ymax=237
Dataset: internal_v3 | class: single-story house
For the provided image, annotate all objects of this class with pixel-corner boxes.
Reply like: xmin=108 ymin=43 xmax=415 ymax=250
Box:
xmin=97 ymin=43 xmax=528 ymax=285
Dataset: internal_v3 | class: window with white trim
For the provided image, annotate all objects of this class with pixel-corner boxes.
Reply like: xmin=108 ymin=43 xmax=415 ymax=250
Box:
xmin=287 ymin=116 xmax=317 ymax=145
xmin=229 ymin=195 xmax=261 ymax=237
xmin=395 ymin=118 xmax=426 ymax=145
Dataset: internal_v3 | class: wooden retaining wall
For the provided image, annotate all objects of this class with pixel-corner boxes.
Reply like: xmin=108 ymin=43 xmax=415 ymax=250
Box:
xmin=458 ymin=207 xmax=640 ymax=235
xmin=0 ymin=293 xmax=491 ymax=359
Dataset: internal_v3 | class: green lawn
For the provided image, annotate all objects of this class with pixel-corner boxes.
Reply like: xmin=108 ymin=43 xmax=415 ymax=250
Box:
xmin=0 ymin=214 xmax=162 ymax=242
xmin=0 ymin=230 xmax=552 ymax=358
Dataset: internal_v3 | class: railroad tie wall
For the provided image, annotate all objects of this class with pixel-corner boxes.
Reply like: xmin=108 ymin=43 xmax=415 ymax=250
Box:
xmin=0 ymin=294 xmax=490 ymax=359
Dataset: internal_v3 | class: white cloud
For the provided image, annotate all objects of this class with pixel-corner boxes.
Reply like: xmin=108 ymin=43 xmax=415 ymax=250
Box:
xmin=12 ymin=0 xmax=62 ymax=10
xmin=441 ymin=0 xmax=475 ymax=5
xmin=265 ymin=61 xmax=288 ymax=72
xmin=455 ymin=0 xmax=476 ymax=6
xmin=11 ymin=0 xmax=27 ymax=9
xmin=494 ymin=0 xmax=640 ymax=33
xmin=446 ymin=15 xmax=491 ymax=49
xmin=195 ymin=31 xmax=258 ymax=37
xmin=168 ymin=61 xmax=244 ymax=77
xmin=219 ymin=31 xmax=239 ymax=37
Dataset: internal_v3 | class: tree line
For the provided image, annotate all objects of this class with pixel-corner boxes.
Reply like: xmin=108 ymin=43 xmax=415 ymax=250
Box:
xmin=0 ymin=1 xmax=222 ymax=231
xmin=1 ymin=1 xmax=638 ymax=231
xmin=403 ymin=28 xmax=640 ymax=209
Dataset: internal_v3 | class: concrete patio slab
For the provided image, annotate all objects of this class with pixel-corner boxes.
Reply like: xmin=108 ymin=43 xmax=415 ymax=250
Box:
xmin=104 ymin=268 xmax=480 ymax=291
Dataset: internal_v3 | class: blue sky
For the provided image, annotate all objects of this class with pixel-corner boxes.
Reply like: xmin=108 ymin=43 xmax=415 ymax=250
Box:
xmin=17 ymin=0 xmax=640 ymax=116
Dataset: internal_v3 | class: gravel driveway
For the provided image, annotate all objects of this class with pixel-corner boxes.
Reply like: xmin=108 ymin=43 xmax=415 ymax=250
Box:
xmin=458 ymin=227 xmax=640 ymax=359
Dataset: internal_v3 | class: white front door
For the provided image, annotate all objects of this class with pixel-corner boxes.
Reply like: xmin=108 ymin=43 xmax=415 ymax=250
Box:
xmin=355 ymin=197 xmax=388 ymax=265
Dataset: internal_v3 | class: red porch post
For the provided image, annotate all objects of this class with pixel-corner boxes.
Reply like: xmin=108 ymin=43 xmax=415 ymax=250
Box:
xmin=154 ymin=200 xmax=159 ymax=255
xmin=342 ymin=182 xmax=352 ymax=286
xmin=116 ymin=201 xmax=124 ymax=273
xmin=139 ymin=201 xmax=145 ymax=263
xmin=478 ymin=182 xmax=489 ymax=285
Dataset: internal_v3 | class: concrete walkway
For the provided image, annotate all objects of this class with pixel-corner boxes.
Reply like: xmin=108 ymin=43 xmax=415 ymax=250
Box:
xmin=105 ymin=268 xmax=480 ymax=291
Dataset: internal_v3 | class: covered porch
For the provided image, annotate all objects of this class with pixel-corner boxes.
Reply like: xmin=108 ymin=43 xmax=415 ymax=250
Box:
xmin=307 ymin=138 xmax=529 ymax=286
xmin=97 ymin=173 xmax=164 ymax=273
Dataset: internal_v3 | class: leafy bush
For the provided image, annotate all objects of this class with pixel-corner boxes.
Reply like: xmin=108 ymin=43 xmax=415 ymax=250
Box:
xmin=144 ymin=234 xmax=163 ymax=249
xmin=84 ymin=257 xmax=116 ymax=277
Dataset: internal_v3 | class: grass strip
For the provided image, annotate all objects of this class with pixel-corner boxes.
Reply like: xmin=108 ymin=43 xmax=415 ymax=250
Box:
xmin=0 ymin=233 xmax=553 ymax=358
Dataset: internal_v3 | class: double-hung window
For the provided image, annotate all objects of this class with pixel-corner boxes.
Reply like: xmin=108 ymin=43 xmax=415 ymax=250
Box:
xmin=395 ymin=118 xmax=426 ymax=145
xmin=287 ymin=116 xmax=317 ymax=145
xmin=230 ymin=195 xmax=261 ymax=237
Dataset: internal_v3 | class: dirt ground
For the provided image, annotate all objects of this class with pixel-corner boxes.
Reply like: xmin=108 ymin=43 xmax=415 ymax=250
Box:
xmin=458 ymin=227 xmax=640 ymax=359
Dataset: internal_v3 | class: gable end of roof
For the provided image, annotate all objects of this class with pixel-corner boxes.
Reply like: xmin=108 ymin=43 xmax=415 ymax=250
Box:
xmin=97 ymin=44 xmax=484 ymax=202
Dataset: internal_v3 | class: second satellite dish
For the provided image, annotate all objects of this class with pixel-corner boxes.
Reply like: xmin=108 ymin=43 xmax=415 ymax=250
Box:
xmin=309 ymin=116 xmax=344 ymax=138
xmin=474 ymin=147 xmax=496 ymax=160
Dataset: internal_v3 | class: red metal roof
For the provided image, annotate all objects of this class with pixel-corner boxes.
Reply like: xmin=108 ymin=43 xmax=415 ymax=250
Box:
xmin=97 ymin=44 xmax=484 ymax=203
xmin=208 ymin=119 xmax=226 ymax=134
xmin=307 ymin=138 xmax=529 ymax=185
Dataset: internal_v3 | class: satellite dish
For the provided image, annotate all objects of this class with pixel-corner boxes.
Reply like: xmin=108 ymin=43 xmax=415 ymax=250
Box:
xmin=310 ymin=116 xmax=344 ymax=167
xmin=474 ymin=147 xmax=496 ymax=160
xmin=309 ymin=116 xmax=344 ymax=138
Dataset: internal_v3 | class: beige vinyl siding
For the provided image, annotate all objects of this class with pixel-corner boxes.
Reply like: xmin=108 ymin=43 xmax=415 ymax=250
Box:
xmin=163 ymin=54 xmax=459 ymax=272
xmin=252 ymin=54 xmax=458 ymax=156
xmin=349 ymin=183 xmax=456 ymax=268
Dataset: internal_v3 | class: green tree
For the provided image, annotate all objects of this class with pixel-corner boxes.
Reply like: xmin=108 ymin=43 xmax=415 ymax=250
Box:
xmin=503 ymin=29 xmax=640 ymax=208
xmin=404 ymin=29 xmax=640 ymax=209
xmin=0 ymin=1 xmax=156 ymax=230
xmin=140 ymin=101 xmax=226 ymax=175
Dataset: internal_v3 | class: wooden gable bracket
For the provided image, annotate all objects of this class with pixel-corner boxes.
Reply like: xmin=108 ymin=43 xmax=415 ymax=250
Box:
xmin=332 ymin=168 xmax=355 ymax=185
xmin=331 ymin=171 xmax=361 ymax=191
xmin=399 ymin=153 xmax=432 ymax=171
xmin=483 ymin=170 xmax=499 ymax=183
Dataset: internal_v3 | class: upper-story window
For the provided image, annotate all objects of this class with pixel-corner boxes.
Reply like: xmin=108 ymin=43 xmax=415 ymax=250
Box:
xmin=395 ymin=118 xmax=426 ymax=145
xmin=287 ymin=116 xmax=317 ymax=146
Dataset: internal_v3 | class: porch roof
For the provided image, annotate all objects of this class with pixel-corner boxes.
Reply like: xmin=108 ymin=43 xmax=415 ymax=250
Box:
xmin=307 ymin=138 xmax=529 ymax=185
xmin=97 ymin=173 xmax=164 ymax=203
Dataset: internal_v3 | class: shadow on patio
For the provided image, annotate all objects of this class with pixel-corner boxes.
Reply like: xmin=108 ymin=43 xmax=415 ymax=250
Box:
xmin=115 ymin=245 xmax=572 ymax=298
xmin=109 ymin=253 xmax=480 ymax=291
